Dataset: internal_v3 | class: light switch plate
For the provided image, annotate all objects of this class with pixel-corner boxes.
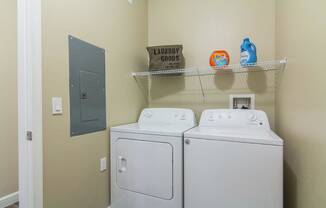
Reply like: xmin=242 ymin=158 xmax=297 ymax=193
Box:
xmin=100 ymin=157 xmax=107 ymax=172
xmin=52 ymin=97 xmax=63 ymax=115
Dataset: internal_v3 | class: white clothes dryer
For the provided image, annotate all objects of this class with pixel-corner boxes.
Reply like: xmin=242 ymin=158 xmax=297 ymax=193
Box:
xmin=110 ymin=108 xmax=196 ymax=208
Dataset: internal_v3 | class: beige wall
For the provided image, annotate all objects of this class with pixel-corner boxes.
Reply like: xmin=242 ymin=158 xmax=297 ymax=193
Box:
xmin=42 ymin=0 xmax=148 ymax=207
xmin=0 ymin=0 xmax=18 ymax=198
xmin=148 ymin=0 xmax=277 ymax=127
xmin=276 ymin=0 xmax=326 ymax=207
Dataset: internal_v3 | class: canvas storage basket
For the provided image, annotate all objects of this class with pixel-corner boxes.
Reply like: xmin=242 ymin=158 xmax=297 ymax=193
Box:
xmin=147 ymin=45 xmax=185 ymax=71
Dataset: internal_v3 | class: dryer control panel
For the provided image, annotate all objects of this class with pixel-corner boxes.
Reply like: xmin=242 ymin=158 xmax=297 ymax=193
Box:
xmin=139 ymin=108 xmax=196 ymax=127
xmin=200 ymin=109 xmax=270 ymax=129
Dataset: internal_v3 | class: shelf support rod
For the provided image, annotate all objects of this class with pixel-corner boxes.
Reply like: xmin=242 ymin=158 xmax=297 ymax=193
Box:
xmin=133 ymin=76 xmax=149 ymax=104
xmin=196 ymin=68 xmax=206 ymax=103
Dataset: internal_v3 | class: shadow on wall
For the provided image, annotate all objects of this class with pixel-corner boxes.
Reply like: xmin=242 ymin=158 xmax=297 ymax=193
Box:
xmin=214 ymin=72 xmax=235 ymax=90
xmin=135 ymin=77 xmax=150 ymax=102
xmin=150 ymin=75 xmax=186 ymax=100
xmin=284 ymin=161 xmax=298 ymax=208
xmin=247 ymin=70 xmax=268 ymax=94
xmin=213 ymin=67 xmax=267 ymax=93
xmin=148 ymin=70 xmax=271 ymax=105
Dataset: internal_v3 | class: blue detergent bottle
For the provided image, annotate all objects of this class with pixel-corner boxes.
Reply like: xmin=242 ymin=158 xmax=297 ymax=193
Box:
xmin=240 ymin=38 xmax=257 ymax=66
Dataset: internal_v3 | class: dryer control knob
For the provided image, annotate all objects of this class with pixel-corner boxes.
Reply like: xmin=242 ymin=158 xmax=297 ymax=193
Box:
xmin=144 ymin=112 xmax=153 ymax=118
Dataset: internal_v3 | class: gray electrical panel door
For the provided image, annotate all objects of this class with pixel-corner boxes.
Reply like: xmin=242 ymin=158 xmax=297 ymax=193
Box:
xmin=69 ymin=35 xmax=106 ymax=136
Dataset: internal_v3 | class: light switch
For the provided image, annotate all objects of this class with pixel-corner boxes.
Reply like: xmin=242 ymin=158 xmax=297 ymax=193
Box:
xmin=100 ymin=157 xmax=107 ymax=172
xmin=52 ymin=97 xmax=63 ymax=115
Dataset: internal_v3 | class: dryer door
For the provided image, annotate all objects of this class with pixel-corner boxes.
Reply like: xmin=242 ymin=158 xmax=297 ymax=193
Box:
xmin=116 ymin=138 xmax=173 ymax=200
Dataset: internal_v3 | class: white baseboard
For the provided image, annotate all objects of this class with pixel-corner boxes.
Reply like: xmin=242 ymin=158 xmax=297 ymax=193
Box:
xmin=0 ymin=192 xmax=19 ymax=208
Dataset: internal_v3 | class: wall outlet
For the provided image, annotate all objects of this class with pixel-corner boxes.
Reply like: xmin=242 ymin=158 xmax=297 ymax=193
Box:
xmin=100 ymin=157 xmax=107 ymax=172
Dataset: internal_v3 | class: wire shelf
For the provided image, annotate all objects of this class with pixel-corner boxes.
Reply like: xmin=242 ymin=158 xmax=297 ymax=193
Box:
xmin=132 ymin=58 xmax=287 ymax=78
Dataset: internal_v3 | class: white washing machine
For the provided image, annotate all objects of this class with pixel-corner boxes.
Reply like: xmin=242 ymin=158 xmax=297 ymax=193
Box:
xmin=184 ymin=109 xmax=283 ymax=208
xmin=110 ymin=108 xmax=196 ymax=208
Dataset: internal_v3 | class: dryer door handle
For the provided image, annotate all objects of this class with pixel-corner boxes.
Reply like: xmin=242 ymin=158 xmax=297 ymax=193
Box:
xmin=118 ymin=156 xmax=127 ymax=173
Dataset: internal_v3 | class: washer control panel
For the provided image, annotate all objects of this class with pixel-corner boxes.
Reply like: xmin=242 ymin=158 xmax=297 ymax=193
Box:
xmin=139 ymin=108 xmax=196 ymax=127
xmin=200 ymin=109 xmax=270 ymax=129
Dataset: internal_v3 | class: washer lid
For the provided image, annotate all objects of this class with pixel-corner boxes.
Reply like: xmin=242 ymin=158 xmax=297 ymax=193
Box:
xmin=185 ymin=127 xmax=283 ymax=146
xmin=111 ymin=123 xmax=195 ymax=137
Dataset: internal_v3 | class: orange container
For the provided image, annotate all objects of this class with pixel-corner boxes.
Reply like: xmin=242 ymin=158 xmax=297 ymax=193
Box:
xmin=209 ymin=50 xmax=230 ymax=68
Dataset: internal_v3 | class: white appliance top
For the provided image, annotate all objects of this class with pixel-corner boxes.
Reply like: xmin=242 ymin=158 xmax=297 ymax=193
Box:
xmin=185 ymin=109 xmax=283 ymax=146
xmin=111 ymin=108 xmax=197 ymax=137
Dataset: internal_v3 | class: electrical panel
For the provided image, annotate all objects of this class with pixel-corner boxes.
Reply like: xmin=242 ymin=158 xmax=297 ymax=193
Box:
xmin=69 ymin=35 xmax=106 ymax=136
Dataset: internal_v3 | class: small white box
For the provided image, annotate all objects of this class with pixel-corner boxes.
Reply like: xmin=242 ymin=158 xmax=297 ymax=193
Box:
xmin=52 ymin=97 xmax=63 ymax=115
xmin=230 ymin=94 xmax=255 ymax=110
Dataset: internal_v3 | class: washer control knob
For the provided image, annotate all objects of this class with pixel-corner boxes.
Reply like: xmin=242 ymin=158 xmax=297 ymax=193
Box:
xmin=185 ymin=139 xmax=191 ymax=145
xmin=208 ymin=114 xmax=215 ymax=121
xmin=248 ymin=114 xmax=257 ymax=122
xmin=180 ymin=113 xmax=186 ymax=120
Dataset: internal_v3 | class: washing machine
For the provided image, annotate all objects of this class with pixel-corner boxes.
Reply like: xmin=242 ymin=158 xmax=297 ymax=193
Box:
xmin=184 ymin=109 xmax=283 ymax=208
xmin=110 ymin=108 xmax=196 ymax=208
